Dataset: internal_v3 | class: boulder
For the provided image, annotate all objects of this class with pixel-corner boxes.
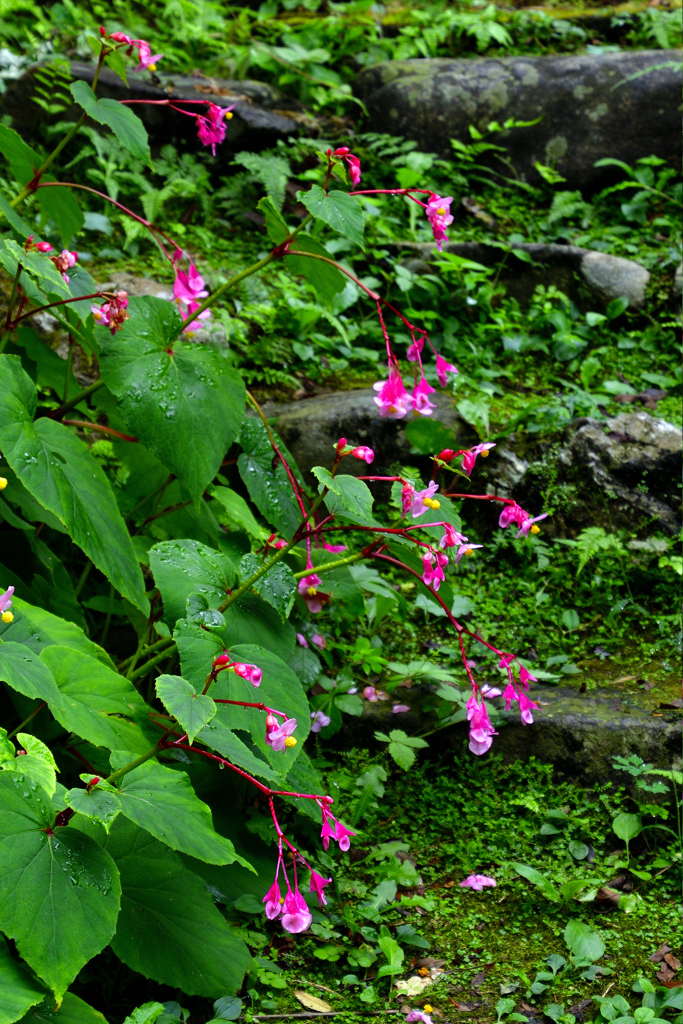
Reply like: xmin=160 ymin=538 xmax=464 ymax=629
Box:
xmin=389 ymin=241 xmax=650 ymax=309
xmin=260 ymin=388 xmax=476 ymax=481
xmin=2 ymin=62 xmax=301 ymax=152
xmin=354 ymin=51 xmax=682 ymax=189
xmin=338 ymin=680 xmax=681 ymax=785
xmin=479 ymin=411 xmax=682 ymax=536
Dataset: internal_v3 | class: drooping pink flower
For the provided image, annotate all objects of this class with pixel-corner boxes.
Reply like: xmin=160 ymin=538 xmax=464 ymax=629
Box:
xmin=196 ymin=103 xmax=234 ymax=155
xmin=350 ymin=446 xmax=374 ymax=464
xmin=311 ymin=633 xmax=326 ymax=649
xmin=466 ymin=693 xmax=497 ymax=755
xmin=333 ymin=147 xmax=361 ymax=186
xmin=461 ymin=443 xmax=496 ymax=477
xmin=410 ymin=481 xmax=440 ymax=518
xmin=454 ymin=540 xmax=483 ymax=564
xmin=498 ymin=502 xmax=528 ymax=530
xmin=422 ymin=550 xmax=447 ymax=591
xmin=266 ymin=718 xmax=297 ymax=752
xmin=425 ymin=194 xmax=454 ymax=251
xmin=460 ymin=874 xmax=497 ymax=890
xmin=53 ymin=249 xmax=77 ymax=283
xmin=401 ymin=482 xmax=416 ymax=516
xmin=519 ymin=665 xmax=536 ymax=690
xmin=322 ymin=539 xmax=347 ymax=553
xmin=516 ymin=513 xmax=549 ymax=538
xmin=320 ymin=804 xmax=356 ymax=853
xmin=435 ymin=353 xmax=458 ymax=387
xmin=0 ymin=586 xmax=14 ymax=624
xmin=310 ymin=871 xmax=332 ymax=907
xmin=173 ymin=260 xmax=208 ymax=306
xmin=518 ymin=691 xmax=539 ymax=725
xmin=296 ymin=633 xmax=308 ymax=648
xmin=281 ymin=886 xmax=312 ymax=934
xmin=406 ymin=336 xmax=425 ymax=362
xmin=232 ymin=662 xmax=262 ymax=687
xmin=91 ymin=291 xmax=129 ymax=335
xmin=263 ymin=878 xmax=282 ymax=920
xmin=480 ymin=684 xmax=502 ymax=698
xmin=298 ymin=574 xmax=331 ymax=614
xmin=440 ymin=523 xmax=467 ymax=550
xmin=310 ymin=710 xmax=331 ymax=733
xmin=333 ymin=820 xmax=355 ymax=852
xmin=412 ymin=376 xmax=436 ymax=416
xmin=132 ymin=38 xmax=164 ymax=72
xmin=373 ymin=371 xmax=413 ymax=419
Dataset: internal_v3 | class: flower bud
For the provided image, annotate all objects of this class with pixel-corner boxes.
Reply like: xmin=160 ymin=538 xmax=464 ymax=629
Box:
xmin=335 ymin=437 xmax=347 ymax=451
xmin=437 ymin=449 xmax=455 ymax=462
xmin=333 ymin=146 xmax=350 ymax=156
xmin=214 ymin=652 xmax=231 ymax=667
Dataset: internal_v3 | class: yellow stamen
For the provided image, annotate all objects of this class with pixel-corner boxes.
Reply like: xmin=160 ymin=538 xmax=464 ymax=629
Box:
xmin=437 ymin=207 xmax=446 ymax=215
xmin=424 ymin=1006 xmax=433 ymax=1014
xmin=2 ymin=611 xmax=13 ymax=623
xmin=0 ymin=478 xmax=7 ymax=490
xmin=423 ymin=497 xmax=440 ymax=510
xmin=388 ymin=405 xmax=397 ymax=414
xmin=226 ymin=111 xmax=233 ymax=120
xmin=307 ymin=586 xmax=318 ymax=596
xmin=531 ymin=524 xmax=541 ymax=534
xmin=480 ymin=449 xmax=489 ymax=457
xmin=465 ymin=547 xmax=474 ymax=556
xmin=284 ymin=736 xmax=297 ymax=748
xmin=148 ymin=63 xmax=157 ymax=71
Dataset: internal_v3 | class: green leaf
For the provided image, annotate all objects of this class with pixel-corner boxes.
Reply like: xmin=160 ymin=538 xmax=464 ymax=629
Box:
xmin=284 ymin=233 xmax=346 ymax=303
xmin=174 ymin=620 xmax=224 ymax=692
xmin=0 ymin=356 xmax=147 ymax=612
xmin=395 ymin=923 xmax=430 ymax=949
xmin=20 ymin=993 xmax=109 ymax=1024
xmin=0 ymin=240 xmax=70 ymax=299
xmin=40 ymin=646 xmax=152 ymax=754
xmin=109 ymin=751 xmax=253 ymax=867
xmin=376 ymin=934 xmax=404 ymax=976
xmin=211 ymin=486 xmax=268 ymax=539
xmin=237 ymin=418 xmax=303 ymax=540
xmin=563 ymin=919 xmax=605 ymax=961
xmin=198 ymin=713 xmax=280 ymax=782
xmin=238 ymin=554 xmax=296 ymax=620
xmin=0 ymin=598 xmax=114 ymax=668
xmin=99 ymin=298 xmax=246 ymax=501
xmin=613 ymin=813 xmax=642 ymax=843
xmin=70 ymin=82 xmax=152 ymax=167
xmin=0 ymin=774 xmax=121 ymax=999
xmin=511 ymin=863 xmax=561 ymax=902
xmin=0 ymin=193 xmax=33 ymax=237
xmin=104 ymin=49 xmax=128 ymax=85
xmin=155 ymin=674 xmax=216 ymax=745
xmin=559 ymin=879 xmax=600 ymax=902
xmin=35 ymin=183 xmax=84 ymax=248
xmin=105 ymin=818 xmax=250 ymax=997
xmin=256 ymin=196 xmax=288 ymax=245
xmin=64 ymin=779 xmax=122 ymax=832
xmin=16 ymin=733 xmax=57 ymax=771
xmin=568 ymin=840 xmax=589 ymax=860
xmin=299 ymin=186 xmax=365 ymax=248
xmin=0 ymin=641 xmax=65 ymax=712
xmin=3 ymin=752 xmax=56 ymax=798
xmin=210 ymin=644 xmax=309 ymax=771
xmin=0 ymin=933 xmax=48 ymax=1024
xmin=149 ymin=539 xmax=236 ymax=629
xmin=0 ymin=125 xmax=39 ymax=186
xmin=220 ymin=593 xmax=296 ymax=663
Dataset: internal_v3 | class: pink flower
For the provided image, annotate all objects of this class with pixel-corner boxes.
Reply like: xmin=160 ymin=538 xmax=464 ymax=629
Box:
xmin=516 ymin=513 xmax=549 ymax=539
xmin=412 ymin=377 xmax=436 ymax=416
xmin=35 ymin=241 xmax=53 ymax=253
xmin=296 ymin=633 xmax=308 ymax=648
xmin=196 ymin=103 xmax=234 ymax=155
xmin=263 ymin=879 xmax=282 ymax=920
xmin=322 ymin=539 xmax=347 ymax=554
xmin=363 ymin=685 xmax=380 ymax=701
xmin=333 ymin=821 xmax=355 ymax=852
xmin=173 ymin=260 xmax=208 ymax=305
xmin=373 ymin=371 xmax=413 ymax=419
xmin=350 ymin=446 xmax=374 ymax=464
xmin=435 ymin=353 xmax=458 ymax=387
xmin=480 ymin=684 xmax=502 ymax=698
xmin=333 ymin=147 xmax=361 ymax=186
xmin=466 ymin=693 xmax=497 ymax=755
xmin=461 ymin=443 xmax=496 ymax=477
xmin=422 ymin=550 xmax=447 ymax=591
xmin=297 ymin=574 xmax=331 ymax=614
xmin=454 ymin=540 xmax=483 ymax=564
xmin=0 ymin=586 xmax=14 ymax=623
xmin=232 ymin=662 xmax=262 ymax=687
xmin=460 ymin=874 xmax=497 ymax=891
xmin=310 ymin=871 xmax=332 ymax=907
xmin=406 ymin=336 xmax=425 ymax=362
xmin=440 ymin=523 xmax=467 ymax=549
xmin=425 ymin=194 xmax=454 ymax=251
xmin=406 ymin=1012 xmax=433 ymax=1024
xmin=411 ymin=481 xmax=440 ymax=518
xmin=320 ymin=804 xmax=356 ymax=853
xmin=281 ymin=887 xmax=312 ymax=934
xmin=53 ymin=249 xmax=77 ymax=283
xmin=518 ymin=691 xmax=539 ymax=725
xmin=310 ymin=710 xmax=331 ymax=733
xmin=266 ymin=718 xmax=297 ymax=752
xmin=311 ymin=633 xmax=326 ymax=649
xmin=498 ymin=502 xmax=528 ymax=529
xmin=91 ymin=291 xmax=129 ymax=335
xmin=132 ymin=39 xmax=164 ymax=72
xmin=392 ymin=704 xmax=411 ymax=713
xmin=401 ymin=482 xmax=416 ymax=516
xmin=109 ymin=32 xmax=132 ymax=43
xmin=519 ymin=665 xmax=536 ymax=690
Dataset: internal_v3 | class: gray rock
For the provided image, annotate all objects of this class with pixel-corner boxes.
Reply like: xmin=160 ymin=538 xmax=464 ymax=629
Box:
xmin=2 ymin=61 xmax=300 ymax=150
xmin=674 ymin=261 xmax=682 ymax=299
xmin=261 ymin=388 xmax=476 ymax=481
xmin=354 ymin=51 xmax=682 ymax=189
xmin=390 ymin=241 xmax=650 ymax=309
xmin=483 ymin=411 xmax=682 ymax=536
xmin=340 ymin=682 xmax=681 ymax=785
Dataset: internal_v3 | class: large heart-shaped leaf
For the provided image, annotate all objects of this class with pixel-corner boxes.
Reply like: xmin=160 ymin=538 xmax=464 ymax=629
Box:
xmin=155 ymin=674 xmax=216 ymax=745
xmin=105 ymin=818 xmax=250 ymax=997
xmin=0 ymin=933 xmax=48 ymax=1024
xmin=149 ymin=539 xmax=235 ymax=629
xmin=0 ymin=597 xmax=114 ymax=668
xmin=0 ymin=356 xmax=147 ymax=613
xmin=0 ymin=775 xmax=121 ymax=999
xmin=237 ymin=418 xmax=303 ymax=540
xmin=98 ymin=297 xmax=246 ymax=500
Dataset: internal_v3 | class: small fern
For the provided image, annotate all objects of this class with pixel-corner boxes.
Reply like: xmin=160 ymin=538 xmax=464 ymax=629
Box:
xmin=575 ymin=527 xmax=625 ymax=575
xmin=233 ymin=151 xmax=291 ymax=210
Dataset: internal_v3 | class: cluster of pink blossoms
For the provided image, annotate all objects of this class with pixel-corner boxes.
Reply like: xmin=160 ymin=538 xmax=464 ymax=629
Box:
xmin=213 ymin=651 xmax=263 ymax=687
xmin=107 ymin=31 xmax=163 ymax=72
xmin=92 ymin=291 xmax=129 ymax=334
xmin=26 ymin=237 xmax=79 ymax=283
xmin=373 ymin=347 xmax=458 ymax=421
xmin=171 ymin=250 xmax=212 ymax=333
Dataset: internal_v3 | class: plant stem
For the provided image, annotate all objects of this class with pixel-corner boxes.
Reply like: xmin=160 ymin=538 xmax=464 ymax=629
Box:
xmin=129 ymin=648 xmax=174 ymax=682
xmin=7 ymin=701 xmax=46 ymax=739
xmin=49 ymin=379 xmax=105 ymax=419
xmin=104 ymin=741 xmax=164 ymax=787
xmin=63 ymin=420 xmax=138 ymax=442
xmin=99 ymin=585 xmax=115 ymax=645
xmin=293 ymin=551 xmax=368 ymax=579
xmin=74 ymin=561 xmax=92 ymax=597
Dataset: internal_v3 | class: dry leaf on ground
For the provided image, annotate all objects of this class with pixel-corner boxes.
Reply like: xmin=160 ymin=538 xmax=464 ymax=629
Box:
xmin=294 ymin=990 xmax=332 ymax=1012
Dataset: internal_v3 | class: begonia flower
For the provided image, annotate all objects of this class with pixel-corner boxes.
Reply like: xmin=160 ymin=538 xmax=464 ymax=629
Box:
xmin=425 ymin=194 xmax=454 ymax=251
xmin=518 ymin=691 xmax=539 ymax=725
xmin=435 ymin=353 xmax=458 ymax=387
xmin=413 ymin=376 xmax=436 ymax=416
xmin=333 ymin=147 xmax=361 ymax=186
xmin=519 ymin=665 xmax=536 ymax=689
xmin=132 ymin=39 xmax=164 ymax=72
xmin=410 ymin=481 xmax=440 ymax=518
xmin=322 ymin=540 xmax=347 ymax=553
xmin=480 ymin=684 xmax=502 ymax=698
xmin=310 ymin=870 xmax=332 ymax=907
xmin=35 ymin=241 xmax=53 ymax=253
xmin=350 ymin=446 xmax=374 ymax=464
xmin=401 ymin=482 xmax=416 ymax=516
xmin=320 ymin=805 xmax=356 ymax=852
xmin=232 ymin=662 xmax=262 ymax=686
xmin=0 ymin=585 xmax=14 ymax=624
xmin=460 ymin=874 xmax=496 ymax=890
xmin=281 ymin=886 xmax=312 ymax=933
xmin=392 ymin=704 xmax=411 ymax=713
xmin=311 ymin=633 xmax=326 ymax=649
xmin=373 ymin=371 xmax=413 ymax=419
xmin=298 ymin=574 xmax=331 ymax=614
xmin=53 ymin=249 xmax=77 ymax=283
xmin=266 ymin=717 xmax=297 ymax=751
xmin=296 ymin=633 xmax=308 ymax=647
xmin=498 ymin=502 xmax=528 ymax=530
xmin=454 ymin=540 xmax=483 ymax=564
xmin=263 ymin=879 xmax=282 ymax=919
xmin=407 ymin=336 xmax=425 ymax=362
xmin=91 ymin=291 xmax=129 ymax=335
xmin=516 ymin=512 xmax=548 ymax=538
xmin=196 ymin=103 xmax=234 ymax=155
xmin=440 ymin=523 xmax=467 ymax=549
xmin=406 ymin=1012 xmax=433 ymax=1024
xmin=466 ymin=693 xmax=496 ymax=755
xmin=310 ymin=710 xmax=331 ymax=733
xmin=422 ymin=550 xmax=447 ymax=591
xmin=333 ymin=820 xmax=355 ymax=852
xmin=461 ymin=443 xmax=496 ymax=477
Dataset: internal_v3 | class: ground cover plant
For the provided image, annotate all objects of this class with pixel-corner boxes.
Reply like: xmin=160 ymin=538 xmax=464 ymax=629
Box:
xmin=0 ymin=5 xmax=681 ymax=1024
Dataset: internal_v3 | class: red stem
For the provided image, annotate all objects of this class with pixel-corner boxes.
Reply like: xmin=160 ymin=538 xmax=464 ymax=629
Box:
xmin=11 ymin=292 xmax=107 ymax=327
xmin=63 ymin=420 xmax=138 ymax=442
